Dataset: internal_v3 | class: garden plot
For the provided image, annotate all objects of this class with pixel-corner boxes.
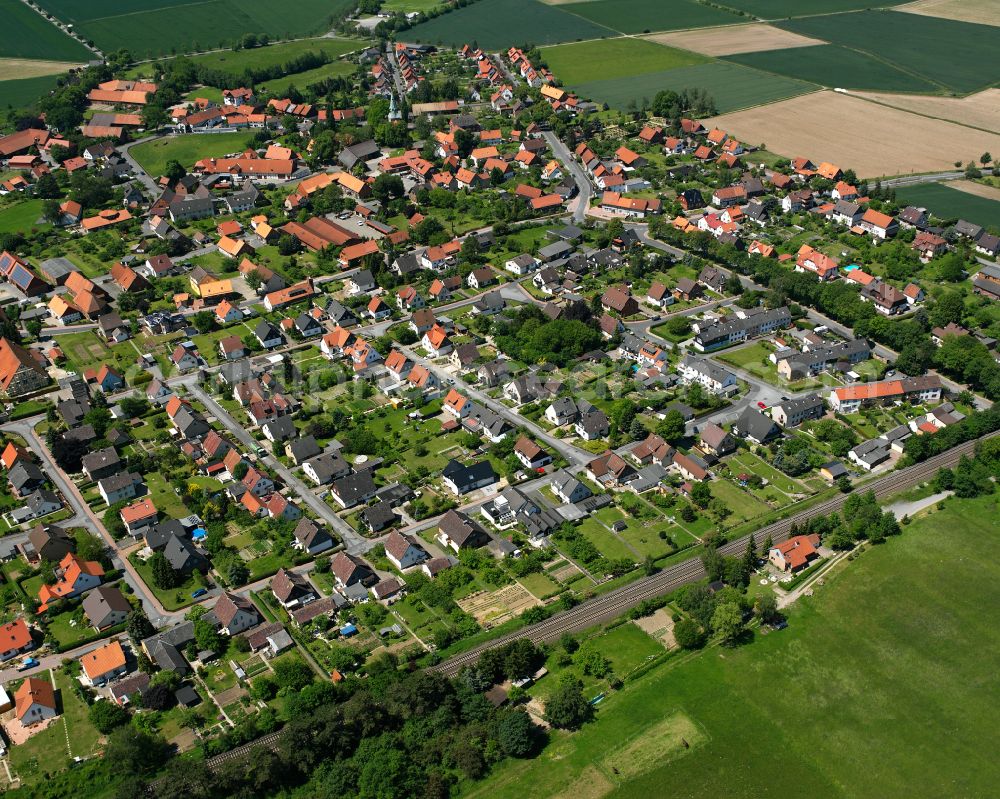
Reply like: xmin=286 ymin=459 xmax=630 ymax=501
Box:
xmin=457 ymin=583 xmax=541 ymax=628
xmin=632 ymin=608 xmax=677 ymax=649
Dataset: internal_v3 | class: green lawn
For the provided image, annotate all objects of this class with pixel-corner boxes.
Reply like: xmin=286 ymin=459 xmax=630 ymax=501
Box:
xmin=128 ymin=553 xmax=203 ymax=611
xmin=518 ymin=572 xmax=562 ymax=600
xmin=0 ymin=199 xmax=49 ymax=235
xmin=469 ymin=493 xmax=1000 ymax=798
xmin=8 ymin=669 xmax=102 ymax=785
xmin=540 ymin=38 xmax=706 ymax=85
xmin=128 ymin=132 xmax=253 ymax=178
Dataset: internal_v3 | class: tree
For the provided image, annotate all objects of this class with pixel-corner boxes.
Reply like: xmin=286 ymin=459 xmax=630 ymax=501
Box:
xmin=711 ymin=600 xmax=745 ymax=645
xmin=754 ymin=593 xmax=779 ymax=624
xmin=126 ymin=609 xmax=155 ymax=642
xmin=34 ymin=172 xmax=60 ymax=199
xmin=673 ymin=617 xmax=706 ymax=649
xmin=690 ymin=482 xmax=712 ymax=508
xmin=273 ymin=657 xmax=315 ymax=691
xmin=191 ymin=310 xmax=216 ymax=334
xmin=163 ymin=159 xmax=186 ymax=184
xmin=141 ymin=682 xmax=175 ymax=711
xmin=628 ymin=417 xmax=647 ymax=441
xmin=148 ymin=552 xmax=181 ymax=589
xmin=278 ymin=233 xmax=301 ymax=255
xmin=194 ymin=618 xmax=222 ymax=653
xmin=544 ymin=676 xmax=593 ymax=730
xmin=725 ymin=272 xmax=743 ymax=295
xmin=89 ymin=700 xmax=130 ymax=733
xmin=497 ymin=709 xmax=536 ymax=757
xmin=656 ymin=409 xmax=686 ymax=442
xmin=982 ymin=152 xmax=993 ymax=168
xmin=103 ymin=727 xmax=170 ymax=776
xmin=372 ymin=173 xmax=404 ymax=204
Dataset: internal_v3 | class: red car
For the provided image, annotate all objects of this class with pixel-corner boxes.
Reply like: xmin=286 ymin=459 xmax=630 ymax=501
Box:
xmin=757 ymin=401 xmax=768 ymax=410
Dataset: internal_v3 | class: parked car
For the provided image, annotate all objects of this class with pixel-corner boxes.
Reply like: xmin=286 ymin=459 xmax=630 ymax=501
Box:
xmin=191 ymin=588 xmax=208 ymax=598
xmin=17 ymin=657 xmax=39 ymax=671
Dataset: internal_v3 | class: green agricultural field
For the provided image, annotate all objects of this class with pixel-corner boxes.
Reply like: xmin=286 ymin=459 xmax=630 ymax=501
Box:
xmin=778 ymin=10 xmax=1000 ymax=94
xmin=727 ymin=43 xmax=939 ymax=93
xmin=541 ymin=38 xmax=706 ymax=85
xmin=894 ymin=183 xmax=1000 ymax=230
xmin=0 ymin=74 xmax=63 ymax=110
xmin=572 ymin=60 xmax=815 ymax=112
xmin=0 ymin=0 xmax=92 ymax=61
xmin=715 ymin=0 xmax=907 ymax=17
xmin=184 ymin=37 xmax=360 ymax=74
xmin=64 ymin=0 xmax=355 ymax=59
xmin=559 ymin=0 xmax=742 ymax=34
xmin=129 ymin=132 xmax=253 ymax=178
xmin=470 ymin=494 xmax=1000 ymax=799
xmin=406 ymin=0 xmax=615 ymax=49
xmin=258 ymin=60 xmax=356 ymax=96
xmin=382 ymin=0 xmax=443 ymax=11
xmin=0 ymin=199 xmax=49 ymax=235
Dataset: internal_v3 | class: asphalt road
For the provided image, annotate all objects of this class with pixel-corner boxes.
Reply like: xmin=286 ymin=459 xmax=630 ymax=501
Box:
xmin=542 ymin=130 xmax=592 ymax=224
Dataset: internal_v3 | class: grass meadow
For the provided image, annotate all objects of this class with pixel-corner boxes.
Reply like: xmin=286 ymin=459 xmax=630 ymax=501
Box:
xmin=468 ymin=494 xmax=1000 ymax=798
xmin=541 ymin=38 xmax=706 ymax=85
xmin=129 ymin=132 xmax=253 ymax=177
xmin=0 ymin=74 xmax=62 ymax=110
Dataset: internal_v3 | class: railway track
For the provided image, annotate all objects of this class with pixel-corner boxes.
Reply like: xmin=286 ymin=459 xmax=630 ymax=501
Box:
xmin=432 ymin=434 xmax=987 ymax=677
xmin=162 ymin=434 xmax=986 ymax=778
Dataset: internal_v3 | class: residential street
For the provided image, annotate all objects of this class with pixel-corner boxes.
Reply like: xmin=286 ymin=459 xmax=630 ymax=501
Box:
xmin=542 ymin=130 xmax=592 ymax=223
xmin=397 ymin=343 xmax=594 ymax=467
xmin=2 ymin=418 xmax=178 ymax=627
xmin=184 ymin=382 xmax=374 ymax=554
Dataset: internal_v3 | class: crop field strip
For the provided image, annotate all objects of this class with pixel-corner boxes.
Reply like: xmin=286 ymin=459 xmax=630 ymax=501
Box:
xmin=0 ymin=0 xmax=92 ymax=61
xmin=725 ymin=43 xmax=940 ymax=93
xmin=406 ymin=0 xmax=616 ymax=49
xmin=34 ymin=0 xmax=356 ymax=59
xmin=705 ymin=90 xmax=1000 ymax=178
xmin=571 ymin=60 xmax=817 ymax=113
xmin=893 ymin=183 xmax=1000 ymax=230
xmin=556 ymin=0 xmax=744 ymax=34
xmin=644 ymin=24 xmax=826 ymax=56
xmin=776 ymin=10 xmax=1000 ymax=94
xmin=0 ymin=75 xmax=64 ymax=109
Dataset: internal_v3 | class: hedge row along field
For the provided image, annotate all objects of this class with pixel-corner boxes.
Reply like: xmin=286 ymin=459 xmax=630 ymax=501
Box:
xmin=715 ymin=0 xmax=907 ymax=17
